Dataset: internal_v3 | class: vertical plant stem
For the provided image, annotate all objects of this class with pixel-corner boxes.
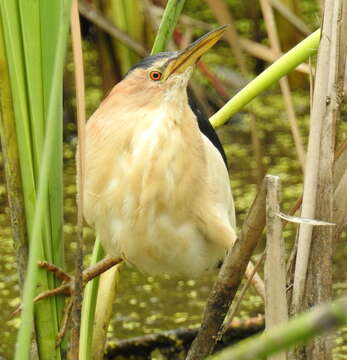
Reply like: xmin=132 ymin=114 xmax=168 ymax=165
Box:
xmin=265 ymin=175 xmax=288 ymax=360
xmin=0 ymin=17 xmax=28 ymax=291
xmin=151 ymin=0 xmax=186 ymax=55
xmin=291 ymin=0 xmax=335 ymax=317
xmin=70 ymin=0 xmax=86 ymax=357
xmin=13 ymin=2 xmax=72 ymax=358
xmin=41 ymin=1 xmax=66 ymax=336
xmin=292 ymin=1 xmax=347 ymax=359
xmin=79 ymin=237 xmax=104 ymax=360
xmin=108 ymin=0 xmax=133 ymax=75
xmin=249 ymin=114 xmax=265 ymax=185
xmin=259 ymin=0 xmax=306 ymax=172
xmin=92 ymin=264 xmax=122 ymax=359
xmin=206 ymin=0 xmax=247 ymax=74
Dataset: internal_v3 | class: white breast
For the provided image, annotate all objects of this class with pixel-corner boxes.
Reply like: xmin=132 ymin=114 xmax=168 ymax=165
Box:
xmin=85 ymin=101 xmax=234 ymax=277
xmin=88 ymin=107 xmax=225 ymax=276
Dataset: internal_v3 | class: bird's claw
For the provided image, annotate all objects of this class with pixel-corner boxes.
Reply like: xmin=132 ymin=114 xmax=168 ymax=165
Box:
xmin=12 ymin=256 xmax=123 ymax=343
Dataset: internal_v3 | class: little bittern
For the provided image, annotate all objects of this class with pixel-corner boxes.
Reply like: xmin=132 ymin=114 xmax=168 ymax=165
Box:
xmin=84 ymin=25 xmax=237 ymax=277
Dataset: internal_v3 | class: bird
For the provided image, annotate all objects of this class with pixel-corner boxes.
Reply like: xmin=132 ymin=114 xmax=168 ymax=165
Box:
xmin=83 ymin=25 xmax=237 ymax=278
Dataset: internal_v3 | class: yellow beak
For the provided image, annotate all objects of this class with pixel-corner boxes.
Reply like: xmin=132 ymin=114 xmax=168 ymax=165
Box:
xmin=162 ymin=25 xmax=228 ymax=81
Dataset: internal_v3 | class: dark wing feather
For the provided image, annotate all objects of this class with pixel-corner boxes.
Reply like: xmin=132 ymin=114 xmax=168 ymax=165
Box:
xmin=188 ymin=95 xmax=228 ymax=169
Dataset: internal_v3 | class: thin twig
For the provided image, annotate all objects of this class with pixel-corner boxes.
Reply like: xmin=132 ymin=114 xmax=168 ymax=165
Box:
xmin=196 ymin=62 xmax=229 ymax=99
xmin=269 ymin=0 xmax=311 ymax=36
xmin=259 ymin=0 xmax=306 ymax=172
xmin=206 ymin=0 xmax=247 ymax=74
xmin=240 ymin=38 xmax=311 ymax=74
xmin=56 ymin=298 xmax=74 ymax=346
xmin=222 ymin=252 xmax=265 ymax=333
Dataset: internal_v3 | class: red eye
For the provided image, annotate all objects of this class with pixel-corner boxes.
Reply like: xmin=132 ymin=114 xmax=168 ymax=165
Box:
xmin=150 ymin=71 xmax=162 ymax=81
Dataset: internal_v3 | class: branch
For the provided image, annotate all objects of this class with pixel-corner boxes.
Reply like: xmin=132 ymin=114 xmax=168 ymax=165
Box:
xmin=185 ymin=179 xmax=267 ymax=360
xmin=106 ymin=317 xmax=264 ymax=358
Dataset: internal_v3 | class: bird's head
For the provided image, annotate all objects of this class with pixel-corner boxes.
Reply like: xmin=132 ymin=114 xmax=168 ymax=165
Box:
xmin=119 ymin=25 xmax=228 ymax=108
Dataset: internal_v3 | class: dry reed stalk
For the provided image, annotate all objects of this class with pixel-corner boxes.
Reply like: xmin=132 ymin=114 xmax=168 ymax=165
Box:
xmin=269 ymin=0 xmax=311 ymax=36
xmin=205 ymin=0 xmax=247 ymax=75
xmin=293 ymin=2 xmax=347 ymax=358
xmin=259 ymin=0 xmax=306 ymax=172
xmin=249 ymin=114 xmax=265 ymax=185
xmin=290 ymin=0 xmax=338 ymax=318
xmin=240 ymin=37 xmax=312 ymax=74
xmin=265 ymin=175 xmax=288 ymax=360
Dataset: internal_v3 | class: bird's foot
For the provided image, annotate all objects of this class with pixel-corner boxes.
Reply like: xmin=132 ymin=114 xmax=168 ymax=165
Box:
xmin=13 ymin=256 xmax=123 ymax=345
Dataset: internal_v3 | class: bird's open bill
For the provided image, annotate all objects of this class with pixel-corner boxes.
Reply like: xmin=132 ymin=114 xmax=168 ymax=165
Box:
xmin=162 ymin=25 xmax=228 ymax=80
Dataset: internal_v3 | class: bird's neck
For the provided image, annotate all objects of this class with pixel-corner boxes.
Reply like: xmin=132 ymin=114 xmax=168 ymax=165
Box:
xmin=128 ymin=99 xmax=205 ymax=208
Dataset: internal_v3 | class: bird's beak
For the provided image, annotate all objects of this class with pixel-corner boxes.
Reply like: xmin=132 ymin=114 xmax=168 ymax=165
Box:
xmin=162 ymin=25 xmax=228 ymax=81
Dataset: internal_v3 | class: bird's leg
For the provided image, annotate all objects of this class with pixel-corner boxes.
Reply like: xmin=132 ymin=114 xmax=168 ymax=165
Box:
xmin=12 ymin=256 xmax=123 ymax=320
xmin=21 ymin=256 xmax=123 ymax=343
xmin=35 ymin=256 xmax=123 ymax=300
xmin=82 ymin=256 xmax=123 ymax=283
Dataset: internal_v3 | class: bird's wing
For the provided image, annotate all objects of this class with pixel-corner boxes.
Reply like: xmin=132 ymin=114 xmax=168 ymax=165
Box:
xmin=188 ymin=95 xmax=228 ymax=168
xmin=203 ymin=134 xmax=236 ymax=226
xmin=195 ymin=133 xmax=237 ymax=249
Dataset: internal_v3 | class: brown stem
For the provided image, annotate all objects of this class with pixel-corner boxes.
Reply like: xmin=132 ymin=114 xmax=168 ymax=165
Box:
xmin=56 ymin=298 xmax=74 ymax=346
xmin=185 ymin=178 xmax=267 ymax=360
xmin=106 ymin=317 xmax=264 ymax=359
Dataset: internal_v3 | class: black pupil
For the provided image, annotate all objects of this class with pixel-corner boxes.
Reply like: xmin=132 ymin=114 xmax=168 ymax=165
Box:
xmin=153 ymin=72 xmax=159 ymax=79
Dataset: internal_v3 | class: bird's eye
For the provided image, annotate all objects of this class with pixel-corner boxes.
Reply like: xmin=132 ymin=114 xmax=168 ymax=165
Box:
xmin=149 ymin=71 xmax=162 ymax=81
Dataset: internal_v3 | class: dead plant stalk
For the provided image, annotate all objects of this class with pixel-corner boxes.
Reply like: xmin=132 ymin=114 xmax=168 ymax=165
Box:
xmin=265 ymin=175 xmax=288 ymax=360
xmin=259 ymin=0 xmax=306 ymax=172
